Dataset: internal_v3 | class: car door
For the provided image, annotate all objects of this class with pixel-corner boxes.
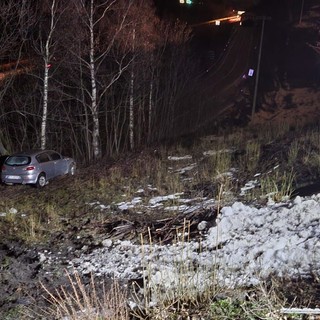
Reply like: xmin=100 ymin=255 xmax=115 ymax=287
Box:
xmin=36 ymin=152 xmax=55 ymax=180
xmin=48 ymin=151 xmax=68 ymax=176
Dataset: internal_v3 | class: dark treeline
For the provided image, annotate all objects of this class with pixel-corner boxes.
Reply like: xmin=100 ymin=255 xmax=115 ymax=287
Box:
xmin=0 ymin=0 xmax=200 ymax=163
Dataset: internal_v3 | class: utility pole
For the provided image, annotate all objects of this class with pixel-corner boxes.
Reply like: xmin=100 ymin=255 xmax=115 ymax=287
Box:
xmin=252 ymin=16 xmax=268 ymax=118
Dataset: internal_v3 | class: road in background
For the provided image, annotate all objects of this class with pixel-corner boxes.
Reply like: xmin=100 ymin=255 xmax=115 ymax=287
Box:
xmin=174 ymin=0 xmax=320 ymax=137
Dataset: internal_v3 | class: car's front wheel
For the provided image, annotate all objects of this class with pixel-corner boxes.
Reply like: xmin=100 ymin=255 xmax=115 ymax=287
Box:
xmin=35 ymin=173 xmax=47 ymax=188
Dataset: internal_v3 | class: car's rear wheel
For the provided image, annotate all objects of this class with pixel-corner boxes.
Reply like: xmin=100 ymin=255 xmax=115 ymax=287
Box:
xmin=35 ymin=173 xmax=46 ymax=188
xmin=68 ymin=163 xmax=76 ymax=176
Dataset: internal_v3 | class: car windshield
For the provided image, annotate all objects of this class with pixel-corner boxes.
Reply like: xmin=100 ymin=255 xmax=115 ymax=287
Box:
xmin=5 ymin=156 xmax=31 ymax=166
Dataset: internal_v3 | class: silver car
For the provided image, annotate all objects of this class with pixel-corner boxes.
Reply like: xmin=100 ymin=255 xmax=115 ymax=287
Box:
xmin=1 ymin=149 xmax=76 ymax=187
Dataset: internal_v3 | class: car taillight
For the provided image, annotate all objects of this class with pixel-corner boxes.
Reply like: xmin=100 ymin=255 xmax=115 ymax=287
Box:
xmin=24 ymin=166 xmax=35 ymax=171
xmin=1 ymin=165 xmax=6 ymax=171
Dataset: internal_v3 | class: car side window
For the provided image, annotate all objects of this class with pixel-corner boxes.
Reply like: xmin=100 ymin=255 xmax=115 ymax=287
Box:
xmin=48 ymin=152 xmax=61 ymax=161
xmin=36 ymin=153 xmax=50 ymax=163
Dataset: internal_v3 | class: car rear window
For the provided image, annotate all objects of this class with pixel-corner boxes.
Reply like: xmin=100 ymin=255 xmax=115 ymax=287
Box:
xmin=5 ymin=156 xmax=31 ymax=166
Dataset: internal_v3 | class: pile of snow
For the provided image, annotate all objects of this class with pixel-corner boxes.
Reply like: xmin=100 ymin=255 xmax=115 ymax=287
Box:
xmin=33 ymin=150 xmax=320 ymax=307
xmin=69 ymin=194 xmax=320 ymax=294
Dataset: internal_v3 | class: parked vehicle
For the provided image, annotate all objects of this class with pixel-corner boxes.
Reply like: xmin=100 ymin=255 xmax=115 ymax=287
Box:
xmin=1 ymin=149 xmax=76 ymax=187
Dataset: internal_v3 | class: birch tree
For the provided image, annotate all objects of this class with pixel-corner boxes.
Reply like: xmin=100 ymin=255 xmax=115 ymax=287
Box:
xmin=102 ymin=0 xmax=192 ymax=149
xmin=70 ymin=0 xmax=134 ymax=160
xmin=34 ymin=0 xmax=65 ymax=150
xmin=128 ymin=0 xmax=160 ymax=150
xmin=120 ymin=10 xmax=192 ymax=145
xmin=112 ymin=0 xmax=160 ymax=150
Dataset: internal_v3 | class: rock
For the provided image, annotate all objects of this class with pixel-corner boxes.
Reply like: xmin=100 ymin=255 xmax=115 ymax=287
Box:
xmin=102 ymin=239 xmax=113 ymax=248
xmin=197 ymin=221 xmax=208 ymax=231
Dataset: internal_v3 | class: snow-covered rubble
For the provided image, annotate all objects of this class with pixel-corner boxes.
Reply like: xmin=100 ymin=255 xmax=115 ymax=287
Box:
xmin=34 ymin=149 xmax=320 ymax=308
xmin=69 ymin=194 xmax=320 ymax=293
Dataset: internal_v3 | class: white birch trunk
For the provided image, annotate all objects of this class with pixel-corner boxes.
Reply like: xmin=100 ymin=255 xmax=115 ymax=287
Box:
xmin=40 ymin=0 xmax=56 ymax=150
xmin=89 ymin=0 xmax=100 ymax=159
xmin=41 ymin=63 xmax=49 ymax=150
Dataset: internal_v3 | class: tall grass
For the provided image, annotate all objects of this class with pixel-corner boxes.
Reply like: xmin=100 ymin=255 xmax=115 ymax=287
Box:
xmin=209 ymin=280 xmax=295 ymax=320
xmin=30 ymin=271 xmax=128 ymax=320
xmin=243 ymin=140 xmax=261 ymax=173
xmin=287 ymin=140 xmax=300 ymax=166
xmin=251 ymin=121 xmax=291 ymax=143
xmin=260 ymin=169 xmax=295 ymax=202
xmin=130 ymin=225 xmax=218 ymax=319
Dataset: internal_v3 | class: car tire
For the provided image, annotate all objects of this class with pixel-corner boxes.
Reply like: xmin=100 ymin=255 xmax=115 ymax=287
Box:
xmin=68 ymin=163 xmax=76 ymax=176
xmin=35 ymin=173 xmax=46 ymax=188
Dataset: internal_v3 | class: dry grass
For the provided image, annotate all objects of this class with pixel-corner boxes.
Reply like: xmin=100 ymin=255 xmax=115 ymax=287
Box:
xmin=260 ymin=169 xmax=295 ymax=202
xmin=29 ymin=271 xmax=128 ymax=320
xmin=130 ymin=226 xmax=217 ymax=320
xmin=0 ymin=121 xmax=308 ymax=244
xmin=209 ymin=280 xmax=302 ymax=320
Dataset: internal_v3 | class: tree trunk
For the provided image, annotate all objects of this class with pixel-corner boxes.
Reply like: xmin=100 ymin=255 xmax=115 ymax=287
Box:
xmin=40 ymin=0 xmax=57 ymax=150
xmin=89 ymin=0 xmax=101 ymax=159
xmin=129 ymin=28 xmax=135 ymax=150
xmin=41 ymin=62 xmax=50 ymax=150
